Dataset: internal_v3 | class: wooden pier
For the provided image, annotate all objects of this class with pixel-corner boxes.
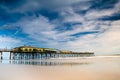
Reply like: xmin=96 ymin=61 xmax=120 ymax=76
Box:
xmin=0 ymin=49 xmax=14 ymax=59
xmin=0 ymin=46 xmax=94 ymax=60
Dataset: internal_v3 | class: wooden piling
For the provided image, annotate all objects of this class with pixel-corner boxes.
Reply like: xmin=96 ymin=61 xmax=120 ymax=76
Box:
xmin=0 ymin=51 xmax=2 ymax=60
xmin=10 ymin=52 xmax=14 ymax=60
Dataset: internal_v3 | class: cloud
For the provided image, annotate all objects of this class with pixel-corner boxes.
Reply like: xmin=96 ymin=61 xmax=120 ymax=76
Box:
xmin=0 ymin=24 xmax=19 ymax=30
xmin=17 ymin=12 xmax=117 ymax=55
xmin=85 ymin=1 xmax=120 ymax=20
xmin=1 ymin=0 xmax=120 ymax=23
xmin=0 ymin=36 xmax=22 ymax=48
xmin=59 ymin=7 xmax=85 ymax=23
xmin=89 ymin=0 xmax=119 ymax=10
xmin=0 ymin=0 xmax=120 ymax=55
xmin=61 ymin=20 xmax=120 ymax=55
xmin=19 ymin=15 xmax=57 ymax=43
xmin=1 ymin=0 xmax=88 ymax=13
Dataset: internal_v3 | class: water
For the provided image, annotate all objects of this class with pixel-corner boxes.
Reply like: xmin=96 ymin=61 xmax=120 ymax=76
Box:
xmin=0 ymin=56 xmax=120 ymax=80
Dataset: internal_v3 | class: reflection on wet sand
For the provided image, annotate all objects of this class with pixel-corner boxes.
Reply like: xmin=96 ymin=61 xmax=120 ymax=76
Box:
xmin=0 ymin=56 xmax=120 ymax=80
xmin=1 ymin=59 xmax=92 ymax=66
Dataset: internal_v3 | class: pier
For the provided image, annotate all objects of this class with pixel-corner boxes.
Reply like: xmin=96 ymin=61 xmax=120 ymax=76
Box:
xmin=0 ymin=49 xmax=14 ymax=60
xmin=0 ymin=46 xmax=94 ymax=60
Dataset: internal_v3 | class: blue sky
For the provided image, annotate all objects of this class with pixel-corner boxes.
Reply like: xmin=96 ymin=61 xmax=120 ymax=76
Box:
xmin=0 ymin=0 xmax=120 ymax=55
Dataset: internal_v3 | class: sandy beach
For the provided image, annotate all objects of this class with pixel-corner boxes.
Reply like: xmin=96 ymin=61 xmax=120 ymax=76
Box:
xmin=0 ymin=56 xmax=120 ymax=80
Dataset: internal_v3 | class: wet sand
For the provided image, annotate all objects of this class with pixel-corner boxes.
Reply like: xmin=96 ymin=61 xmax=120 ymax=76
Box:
xmin=0 ymin=56 xmax=120 ymax=80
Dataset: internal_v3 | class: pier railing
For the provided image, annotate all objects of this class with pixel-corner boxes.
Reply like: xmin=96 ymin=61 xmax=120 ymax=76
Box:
xmin=0 ymin=49 xmax=13 ymax=52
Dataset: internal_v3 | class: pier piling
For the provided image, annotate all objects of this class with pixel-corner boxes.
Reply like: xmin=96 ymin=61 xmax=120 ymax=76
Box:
xmin=10 ymin=52 xmax=14 ymax=60
xmin=0 ymin=52 xmax=2 ymax=60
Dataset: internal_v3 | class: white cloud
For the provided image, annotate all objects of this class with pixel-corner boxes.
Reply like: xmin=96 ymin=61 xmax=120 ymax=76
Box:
xmin=19 ymin=15 xmax=58 ymax=42
xmin=59 ymin=7 xmax=85 ymax=23
xmin=18 ymin=15 xmax=120 ymax=55
xmin=85 ymin=1 xmax=120 ymax=20
xmin=17 ymin=8 xmax=119 ymax=55
xmin=0 ymin=36 xmax=22 ymax=49
xmin=6 ymin=0 xmax=90 ymax=13
xmin=61 ymin=20 xmax=120 ymax=55
xmin=11 ymin=0 xmax=120 ymax=55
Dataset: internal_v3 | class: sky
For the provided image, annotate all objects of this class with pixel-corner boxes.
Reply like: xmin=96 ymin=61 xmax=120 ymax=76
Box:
xmin=0 ymin=0 xmax=120 ymax=55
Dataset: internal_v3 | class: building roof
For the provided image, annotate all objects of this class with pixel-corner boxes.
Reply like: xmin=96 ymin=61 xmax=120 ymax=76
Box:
xmin=14 ymin=46 xmax=59 ymax=51
xmin=14 ymin=45 xmax=36 ymax=49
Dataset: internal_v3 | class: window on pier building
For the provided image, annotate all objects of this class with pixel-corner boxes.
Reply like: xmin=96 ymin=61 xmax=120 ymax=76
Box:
xmin=24 ymin=48 xmax=28 ymax=52
xmin=33 ymin=49 xmax=37 ymax=52
xmin=18 ymin=48 xmax=22 ymax=51
xmin=38 ymin=48 xmax=43 ymax=52
xmin=29 ymin=48 xmax=33 ymax=52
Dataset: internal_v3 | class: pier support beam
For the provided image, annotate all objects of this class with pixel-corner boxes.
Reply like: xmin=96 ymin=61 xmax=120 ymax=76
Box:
xmin=10 ymin=52 xmax=14 ymax=60
xmin=0 ymin=52 xmax=2 ymax=60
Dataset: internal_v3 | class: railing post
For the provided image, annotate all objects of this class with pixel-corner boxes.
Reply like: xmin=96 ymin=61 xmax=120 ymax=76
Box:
xmin=0 ymin=51 xmax=2 ymax=60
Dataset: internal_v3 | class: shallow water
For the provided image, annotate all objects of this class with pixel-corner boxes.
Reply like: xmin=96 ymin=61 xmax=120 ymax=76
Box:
xmin=0 ymin=56 xmax=120 ymax=80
